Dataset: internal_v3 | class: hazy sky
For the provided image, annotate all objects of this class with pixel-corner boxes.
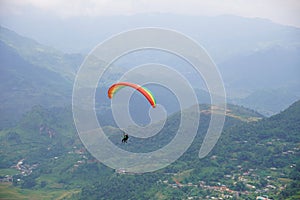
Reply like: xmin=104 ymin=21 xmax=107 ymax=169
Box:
xmin=1 ymin=0 xmax=300 ymax=27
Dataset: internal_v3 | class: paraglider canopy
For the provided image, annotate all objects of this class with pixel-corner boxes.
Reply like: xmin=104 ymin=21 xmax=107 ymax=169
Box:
xmin=108 ymin=82 xmax=156 ymax=108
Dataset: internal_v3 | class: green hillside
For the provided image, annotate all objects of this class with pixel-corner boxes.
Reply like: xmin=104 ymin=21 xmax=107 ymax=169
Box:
xmin=0 ymin=101 xmax=299 ymax=199
xmin=0 ymin=27 xmax=127 ymax=128
xmin=0 ymin=27 xmax=85 ymax=128
xmin=0 ymin=41 xmax=73 ymax=128
xmin=0 ymin=26 xmax=82 ymax=81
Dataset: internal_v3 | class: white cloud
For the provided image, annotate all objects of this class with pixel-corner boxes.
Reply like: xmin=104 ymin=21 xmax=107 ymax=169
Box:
xmin=1 ymin=0 xmax=300 ymax=27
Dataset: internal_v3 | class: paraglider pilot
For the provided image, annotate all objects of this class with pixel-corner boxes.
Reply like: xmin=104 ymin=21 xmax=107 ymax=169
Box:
xmin=122 ymin=132 xmax=129 ymax=143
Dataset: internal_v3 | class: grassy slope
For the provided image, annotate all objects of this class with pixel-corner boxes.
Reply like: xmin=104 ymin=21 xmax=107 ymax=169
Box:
xmin=0 ymin=183 xmax=79 ymax=200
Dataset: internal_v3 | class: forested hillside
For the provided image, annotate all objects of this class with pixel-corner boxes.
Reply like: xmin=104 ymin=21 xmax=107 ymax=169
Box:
xmin=0 ymin=101 xmax=299 ymax=199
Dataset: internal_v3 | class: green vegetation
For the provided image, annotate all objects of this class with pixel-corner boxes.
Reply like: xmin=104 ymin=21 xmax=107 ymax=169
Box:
xmin=0 ymin=183 xmax=79 ymax=200
xmin=0 ymin=101 xmax=299 ymax=199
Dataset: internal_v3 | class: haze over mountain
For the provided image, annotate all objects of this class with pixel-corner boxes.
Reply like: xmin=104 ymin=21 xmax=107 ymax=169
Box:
xmin=2 ymin=14 xmax=299 ymax=61
xmin=1 ymin=14 xmax=299 ymax=119
xmin=0 ymin=26 xmax=84 ymax=127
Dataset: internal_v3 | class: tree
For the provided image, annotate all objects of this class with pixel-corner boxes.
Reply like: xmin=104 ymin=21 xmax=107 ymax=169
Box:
xmin=234 ymin=181 xmax=246 ymax=191
xmin=21 ymin=176 xmax=36 ymax=189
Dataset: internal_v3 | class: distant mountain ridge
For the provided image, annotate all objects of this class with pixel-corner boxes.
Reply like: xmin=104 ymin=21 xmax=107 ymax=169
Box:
xmin=220 ymin=45 xmax=300 ymax=115
xmin=0 ymin=26 xmax=83 ymax=81
xmin=0 ymin=40 xmax=72 ymax=127
xmin=0 ymin=27 xmax=84 ymax=128
xmin=3 ymin=14 xmax=300 ymax=59
xmin=1 ymin=18 xmax=299 ymax=125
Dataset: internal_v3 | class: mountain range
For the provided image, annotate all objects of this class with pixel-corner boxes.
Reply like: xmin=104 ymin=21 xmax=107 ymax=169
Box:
xmin=1 ymin=14 xmax=299 ymax=123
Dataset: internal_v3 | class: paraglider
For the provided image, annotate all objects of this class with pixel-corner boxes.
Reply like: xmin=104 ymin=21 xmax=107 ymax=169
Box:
xmin=122 ymin=132 xmax=129 ymax=143
xmin=108 ymin=82 xmax=156 ymax=144
xmin=108 ymin=82 xmax=156 ymax=108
